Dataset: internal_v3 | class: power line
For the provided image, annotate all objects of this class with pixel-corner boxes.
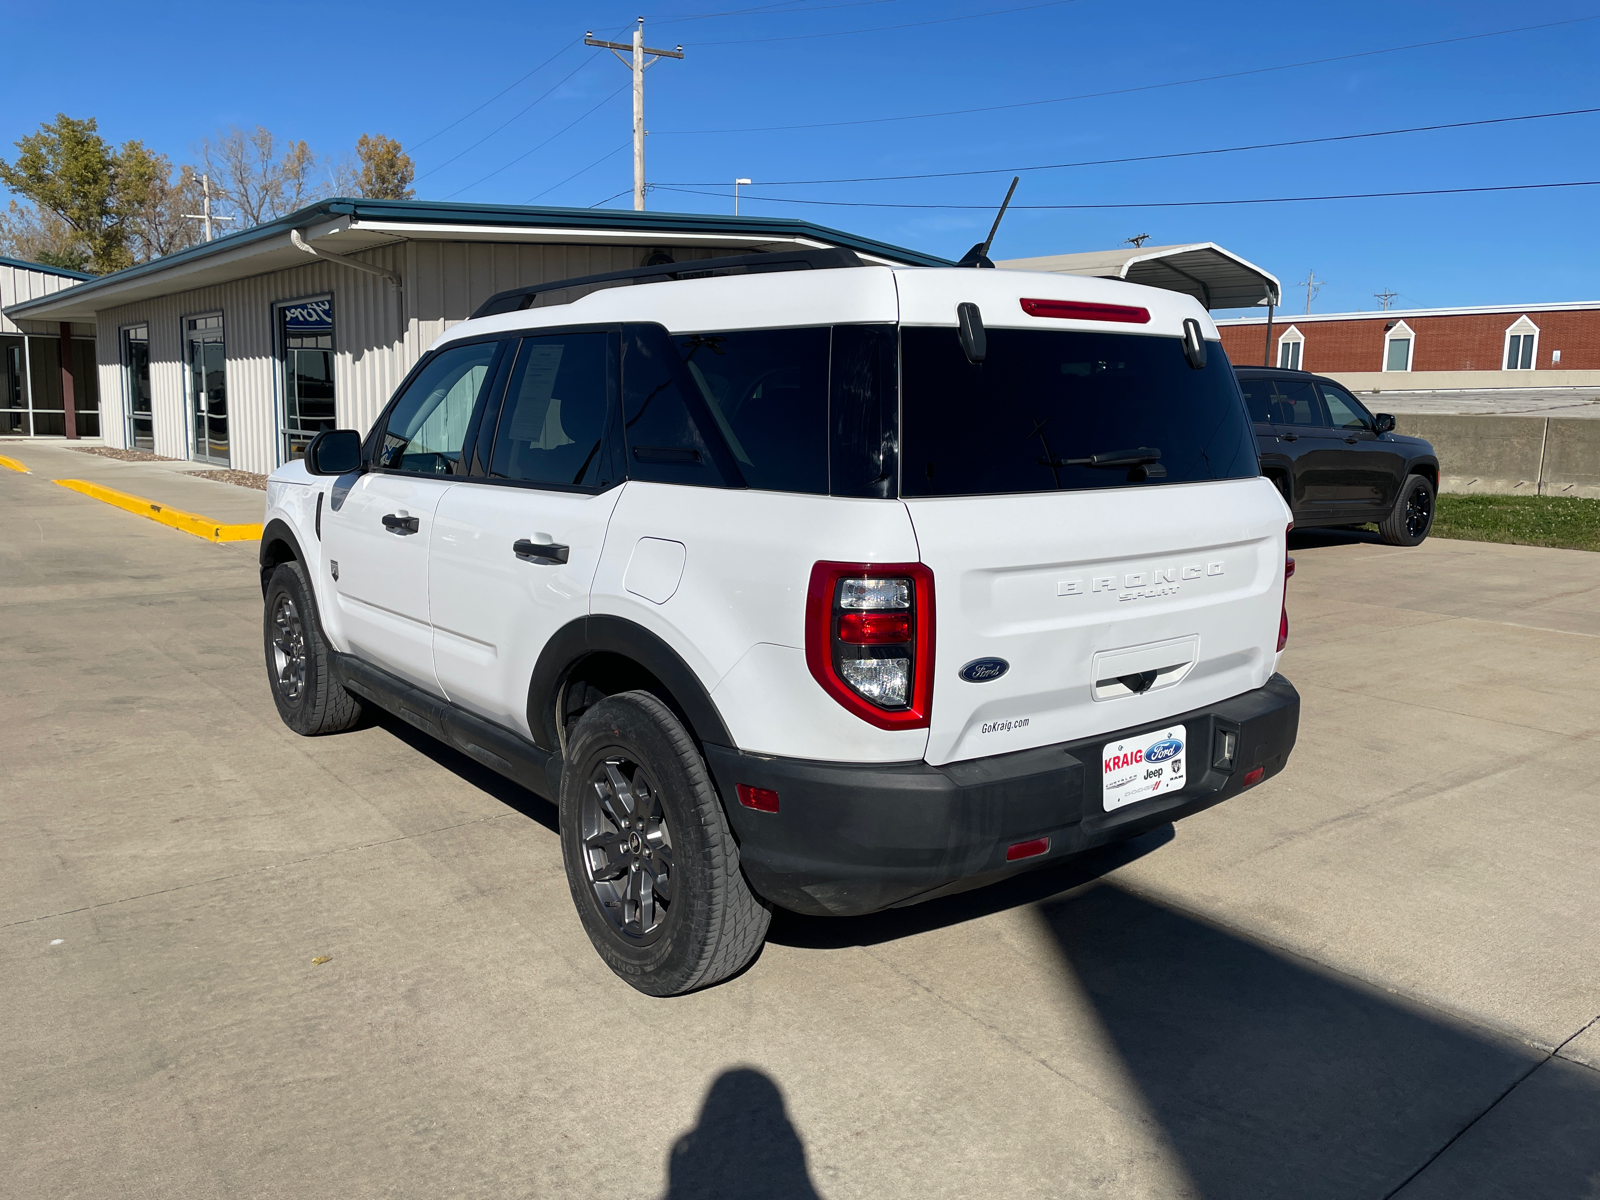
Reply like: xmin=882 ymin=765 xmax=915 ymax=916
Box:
xmin=655 ymin=14 xmax=1600 ymax=133
xmin=529 ymin=141 xmax=633 ymax=203
xmin=658 ymin=105 xmax=1600 ymax=187
xmin=691 ymin=0 xmax=1085 ymax=45
xmin=442 ymin=83 xmax=632 ymax=199
xmin=646 ymin=0 xmax=904 ymax=26
xmin=589 ymin=187 xmax=636 ymax=208
xmin=410 ymin=41 xmax=578 ymax=153
xmin=651 ymin=178 xmax=1600 ymax=210
xmin=416 ymin=55 xmax=603 ymax=182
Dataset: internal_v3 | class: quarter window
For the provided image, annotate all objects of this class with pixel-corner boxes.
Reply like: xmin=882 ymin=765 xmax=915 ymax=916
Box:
xmin=378 ymin=341 xmax=500 ymax=475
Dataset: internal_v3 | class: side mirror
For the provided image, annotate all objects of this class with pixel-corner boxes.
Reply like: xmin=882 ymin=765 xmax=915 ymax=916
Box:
xmin=305 ymin=429 xmax=362 ymax=476
xmin=1374 ymin=413 xmax=1396 ymax=434
xmin=1181 ymin=318 xmax=1208 ymax=370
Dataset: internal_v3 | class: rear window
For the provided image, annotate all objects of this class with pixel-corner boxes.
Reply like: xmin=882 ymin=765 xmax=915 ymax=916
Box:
xmin=899 ymin=327 xmax=1257 ymax=496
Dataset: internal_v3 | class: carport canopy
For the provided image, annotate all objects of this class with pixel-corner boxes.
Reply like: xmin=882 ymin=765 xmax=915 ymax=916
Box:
xmin=997 ymin=242 xmax=1280 ymax=310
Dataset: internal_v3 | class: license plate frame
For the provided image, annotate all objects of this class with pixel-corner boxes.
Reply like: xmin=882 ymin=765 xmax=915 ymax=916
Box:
xmin=1102 ymin=723 xmax=1187 ymax=812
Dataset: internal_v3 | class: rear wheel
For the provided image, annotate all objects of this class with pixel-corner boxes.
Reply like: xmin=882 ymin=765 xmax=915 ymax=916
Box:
xmin=560 ymin=691 xmax=770 ymax=995
xmin=263 ymin=560 xmax=363 ymax=735
xmin=1379 ymin=474 xmax=1435 ymax=547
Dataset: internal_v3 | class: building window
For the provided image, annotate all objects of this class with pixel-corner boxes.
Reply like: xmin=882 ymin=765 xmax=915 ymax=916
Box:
xmin=1383 ymin=321 xmax=1414 ymax=372
xmin=278 ymin=297 xmax=336 ymax=461
xmin=185 ymin=314 xmax=228 ymax=464
xmin=1276 ymin=326 xmax=1304 ymax=371
xmin=122 ymin=326 xmax=152 ymax=451
xmin=1504 ymin=316 xmax=1538 ymax=371
xmin=1 ymin=337 xmax=25 ymax=435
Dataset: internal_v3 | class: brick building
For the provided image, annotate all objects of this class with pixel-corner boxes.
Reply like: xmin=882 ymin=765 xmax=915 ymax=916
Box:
xmin=1216 ymin=301 xmax=1600 ymax=391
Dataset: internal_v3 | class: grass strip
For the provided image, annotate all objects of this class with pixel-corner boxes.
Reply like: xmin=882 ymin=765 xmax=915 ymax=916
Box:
xmin=1431 ymin=493 xmax=1600 ymax=552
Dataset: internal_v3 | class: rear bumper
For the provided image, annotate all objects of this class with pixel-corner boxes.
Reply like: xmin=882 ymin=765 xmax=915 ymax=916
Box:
xmin=707 ymin=673 xmax=1299 ymax=916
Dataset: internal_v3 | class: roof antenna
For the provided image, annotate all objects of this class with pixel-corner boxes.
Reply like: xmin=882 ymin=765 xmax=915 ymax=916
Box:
xmin=958 ymin=176 xmax=1019 ymax=268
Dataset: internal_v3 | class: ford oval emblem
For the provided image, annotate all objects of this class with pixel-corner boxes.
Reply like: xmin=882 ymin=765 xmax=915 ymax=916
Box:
xmin=958 ymin=657 xmax=1010 ymax=683
xmin=1145 ymin=737 xmax=1183 ymax=763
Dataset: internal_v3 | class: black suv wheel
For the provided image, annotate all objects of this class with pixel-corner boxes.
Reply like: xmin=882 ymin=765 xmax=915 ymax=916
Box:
xmin=560 ymin=691 xmax=770 ymax=995
xmin=263 ymin=560 xmax=364 ymax=735
xmin=1379 ymin=474 xmax=1435 ymax=547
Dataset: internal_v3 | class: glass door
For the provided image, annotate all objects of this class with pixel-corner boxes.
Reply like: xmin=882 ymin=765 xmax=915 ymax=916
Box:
xmin=186 ymin=315 xmax=227 ymax=464
xmin=123 ymin=327 xmax=152 ymax=450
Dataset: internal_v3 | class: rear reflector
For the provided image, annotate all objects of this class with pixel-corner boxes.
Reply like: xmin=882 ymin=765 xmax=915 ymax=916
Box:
xmin=736 ymin=784 xmax=780 ymax=813
xmin=1006 ymin=837 xmax=1050 ymax=862
xmin=1019 ymin=297 xmax=1151 ymax=324
xmin=1242 ymin=767 xmax=1265 ymax=788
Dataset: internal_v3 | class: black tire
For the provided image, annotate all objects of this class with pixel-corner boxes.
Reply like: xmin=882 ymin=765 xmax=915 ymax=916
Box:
xmin=560 ymin=691 xmax=770 ymax=996
xmin=263 ymin=560 xmax=363 ymax=736
xmin=1378 ymin=474 xmax=1435 ymax=547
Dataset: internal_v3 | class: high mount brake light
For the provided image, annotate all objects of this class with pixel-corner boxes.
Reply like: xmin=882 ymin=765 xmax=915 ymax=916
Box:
xmin=1278 ymin=522 xmax=1294 ymax=653
xmin=1019 ymin=297 xmax=1151 ymax=324
xmin=805 ymin=561 xmax=935 ymax=730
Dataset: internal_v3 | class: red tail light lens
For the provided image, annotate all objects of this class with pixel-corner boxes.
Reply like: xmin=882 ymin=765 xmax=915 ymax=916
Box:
xmin=806 ymin=561 xmax=935 ymax=730
xmin=1019 ymin=297 xmax=1151 ymax=324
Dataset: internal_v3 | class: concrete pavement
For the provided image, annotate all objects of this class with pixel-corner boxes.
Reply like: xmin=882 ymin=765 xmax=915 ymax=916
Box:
xmin=3 ymin=466 xmax=1598 ymax=1199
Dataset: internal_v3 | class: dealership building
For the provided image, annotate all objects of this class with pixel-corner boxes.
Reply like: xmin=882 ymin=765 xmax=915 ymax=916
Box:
xmin=1216 ymin=301 xmax=1600 ymax=391
xmin=0 ymin=200 xmax=950 ymax=474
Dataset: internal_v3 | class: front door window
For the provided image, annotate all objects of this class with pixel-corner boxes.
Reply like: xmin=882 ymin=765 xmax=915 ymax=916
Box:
xmin=186 ymin=315 xmax=227 ymax=465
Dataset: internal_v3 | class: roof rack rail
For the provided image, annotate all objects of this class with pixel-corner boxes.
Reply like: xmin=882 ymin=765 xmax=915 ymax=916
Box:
xmin=471 ymin=246 xmax=865 ymax=319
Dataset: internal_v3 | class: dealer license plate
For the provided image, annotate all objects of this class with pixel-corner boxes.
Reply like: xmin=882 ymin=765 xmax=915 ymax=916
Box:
xmin=1102 ymin=724 xmax=1187 ymax=812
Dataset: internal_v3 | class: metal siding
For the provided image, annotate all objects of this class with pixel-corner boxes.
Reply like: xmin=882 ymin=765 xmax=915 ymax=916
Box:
xmin=0 ymin=263 xmax=83 ymax=336
xmin=72 ymin=240 xmax=726 ymax=470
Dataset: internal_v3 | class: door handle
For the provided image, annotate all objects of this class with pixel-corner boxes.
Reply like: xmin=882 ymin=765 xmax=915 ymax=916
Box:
xmin=514 ymin=538 xmax=570 ymax=564
xmin=1344 ymin=435 xmax=1359 ymax=444
xmin=1279 ymin=432 xmax=1298 ymax=442
xmin=382 ymin=513 xmax=420 ymax=535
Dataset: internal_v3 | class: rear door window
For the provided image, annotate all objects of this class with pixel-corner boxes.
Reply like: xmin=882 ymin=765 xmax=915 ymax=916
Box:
xmin=1238 ymin=377 xmax=1323 ymax=427
xmin=900 ymin=326 xmax=1257 ymax=496
xmin=488 ymin=332 xmax=617 ymax=489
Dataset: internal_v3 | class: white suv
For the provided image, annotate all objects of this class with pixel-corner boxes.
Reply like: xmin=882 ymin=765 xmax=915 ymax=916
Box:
xmin=260 ymin=249 xmax=1300 ymax=995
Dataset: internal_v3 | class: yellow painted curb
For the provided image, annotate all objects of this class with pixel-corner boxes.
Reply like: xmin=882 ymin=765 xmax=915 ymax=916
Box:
xmin=54 ymin=479 xmax=263 ymax=543
xmin=0 ymin=454 xmax=30 ymax=473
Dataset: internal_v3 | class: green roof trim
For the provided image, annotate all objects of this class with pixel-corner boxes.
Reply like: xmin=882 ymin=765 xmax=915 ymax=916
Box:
xmin=3 ymin=197 xmax=952 ymax=318
xmin=0 ymin=254 xmax=96 ymax=281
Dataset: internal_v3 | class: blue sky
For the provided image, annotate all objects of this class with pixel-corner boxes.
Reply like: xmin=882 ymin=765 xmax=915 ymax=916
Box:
xmin=2 ymin=0 xmax=1595 ymax=315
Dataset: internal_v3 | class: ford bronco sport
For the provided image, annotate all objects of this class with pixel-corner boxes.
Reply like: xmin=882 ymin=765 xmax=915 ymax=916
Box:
xmin=260 ymin=249 xmax=1300 ymax=995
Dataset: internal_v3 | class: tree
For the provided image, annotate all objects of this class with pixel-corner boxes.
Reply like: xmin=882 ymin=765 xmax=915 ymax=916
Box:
xmin=130 ymin=160 xmax=204 ymax=260
xmin=197 ymin=126 xmax=326 ymax=228
xmin=354 ymin=134 xmax=415 ymax=200
xmin=0 ymin=114 xmax=158 ymax=274
xmin=0 ymin=199 xmax=88 ymax=271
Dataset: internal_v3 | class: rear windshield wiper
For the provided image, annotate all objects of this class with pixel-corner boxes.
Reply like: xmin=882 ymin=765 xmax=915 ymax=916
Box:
xmin=1039 ymin=446 xmax=1162 ymax=469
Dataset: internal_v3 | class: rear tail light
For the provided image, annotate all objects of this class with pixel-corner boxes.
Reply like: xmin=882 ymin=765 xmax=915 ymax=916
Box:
xmin=806 ymin=561 xmax=935 ymax=730
xmin=1277 ymin=523 xmax=1295 ymax=653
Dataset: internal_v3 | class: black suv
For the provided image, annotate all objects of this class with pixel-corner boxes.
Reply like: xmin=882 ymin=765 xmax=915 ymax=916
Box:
xmin=1235 ymin=367 xmax=1439 ymax=546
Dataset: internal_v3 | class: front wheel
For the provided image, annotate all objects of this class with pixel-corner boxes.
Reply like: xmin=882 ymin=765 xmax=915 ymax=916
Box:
xmin=263 ymin=560 xmax=363 ymax=735
xmin=560 ymin=691 xmax=770 ymax=996
xmin=1379 ymin=474 xmax=1435 ymax=546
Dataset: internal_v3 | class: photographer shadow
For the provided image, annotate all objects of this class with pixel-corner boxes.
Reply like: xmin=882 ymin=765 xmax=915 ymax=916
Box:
xmin=662 ymin=1068 xmax=821 ymax=1200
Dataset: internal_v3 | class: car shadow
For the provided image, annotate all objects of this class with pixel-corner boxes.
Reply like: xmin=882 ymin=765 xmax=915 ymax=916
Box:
xmin=765 ymin=825 xmax=1174 ymax=950
xmin=660 ymin=1067 xmax=821 ymax=1200
xmin=1035 ymin=881 xmax=1600 ymax=1198
xmin=1289 ymin=526 xmax=1384 ymax=551
xmin=367 ymin=709 xmax=560 ymax=835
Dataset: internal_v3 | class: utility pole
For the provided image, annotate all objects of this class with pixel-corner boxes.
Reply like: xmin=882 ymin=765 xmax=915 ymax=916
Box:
xmin=1374 ymin=287 xmax=1399 ymax=311
xmin=1125 ymin=233 xmax=1152 ymax=248
xmin=183 ymin=174 xmax=235 ymax=243
xmin=734 ymin=178 xmax=751 ymax=216
xmin=1296 ymin=269 xmax=1325 ymax=315
xmin=586 ymin=20 xmax=684 ymax=211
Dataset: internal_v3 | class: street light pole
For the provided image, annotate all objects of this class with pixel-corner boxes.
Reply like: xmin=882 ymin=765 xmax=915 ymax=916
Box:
xmin=734 ymin=178 xmax=751 ymax=216
xmin=586 ymin=21 xmax=684 ymax=212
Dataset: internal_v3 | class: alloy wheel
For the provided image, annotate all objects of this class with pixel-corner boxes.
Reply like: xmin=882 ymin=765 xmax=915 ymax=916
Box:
xmin=270 ymin=593 xmax=307 ymax=703
xmin=581 ymin=759 xmax=675 ymax=942
xmin=1406 ymin=485 xmax=1433 ymax=539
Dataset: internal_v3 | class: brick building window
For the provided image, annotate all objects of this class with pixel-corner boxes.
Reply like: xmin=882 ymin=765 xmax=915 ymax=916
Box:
xmin=1383 ymin=321 xmax=1414 ymax=372
xmin=1276 ymin=326 xmax=1304 ymax=371
xmin=1503 ymin=316 xmax=1538 ymax=370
